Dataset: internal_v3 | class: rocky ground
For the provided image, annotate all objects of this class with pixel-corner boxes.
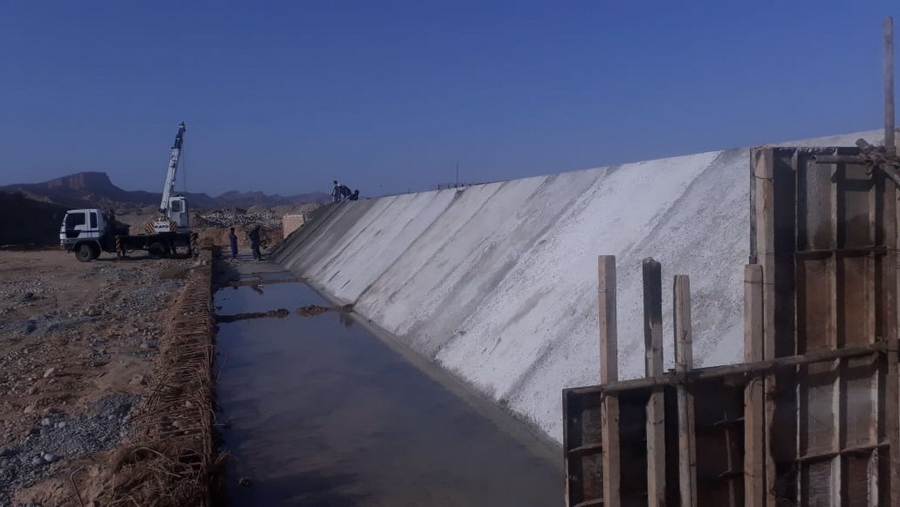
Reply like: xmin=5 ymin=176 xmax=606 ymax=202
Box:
xmin=0 ymin=249 xmax=194 ymax=506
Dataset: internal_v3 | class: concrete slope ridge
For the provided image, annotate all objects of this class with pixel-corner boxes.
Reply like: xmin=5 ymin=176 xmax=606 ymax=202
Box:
xmin=272 ymin=129 xmax=889 ymax=443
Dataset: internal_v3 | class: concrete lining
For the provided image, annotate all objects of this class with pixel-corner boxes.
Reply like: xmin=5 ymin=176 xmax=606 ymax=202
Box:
xmin=272 ymin=129 xmax=890 ymax=442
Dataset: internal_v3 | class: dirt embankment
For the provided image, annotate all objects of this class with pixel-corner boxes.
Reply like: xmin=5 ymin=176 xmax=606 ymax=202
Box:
xmin=0 ymin=193 xmax=67 ymax=248
xmin=0 ymin=250 xmax=197 ymax=506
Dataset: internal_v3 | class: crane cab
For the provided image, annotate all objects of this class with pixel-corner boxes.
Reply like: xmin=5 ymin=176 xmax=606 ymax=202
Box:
xmin=153 ymin=195 xmax=190 ymax=233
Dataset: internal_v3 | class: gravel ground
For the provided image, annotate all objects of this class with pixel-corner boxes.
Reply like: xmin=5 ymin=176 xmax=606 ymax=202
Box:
xmin=0 ymin=395 xmax=139 ymax=506
xmin=0 ymin=250 xmax=191 ymax=506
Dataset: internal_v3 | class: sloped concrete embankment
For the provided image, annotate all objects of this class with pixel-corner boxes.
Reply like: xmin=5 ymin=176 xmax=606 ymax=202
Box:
xmin=271 ymin=130 xmax=885 ymax=443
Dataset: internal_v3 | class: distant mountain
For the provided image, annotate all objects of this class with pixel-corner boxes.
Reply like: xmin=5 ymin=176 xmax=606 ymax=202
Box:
xmin=1 ymin=171 xmax=330 ymax=210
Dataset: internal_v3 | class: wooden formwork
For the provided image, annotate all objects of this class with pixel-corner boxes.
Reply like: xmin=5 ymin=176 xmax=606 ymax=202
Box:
xmin=563 ymin=147 xmax=900 ymax=506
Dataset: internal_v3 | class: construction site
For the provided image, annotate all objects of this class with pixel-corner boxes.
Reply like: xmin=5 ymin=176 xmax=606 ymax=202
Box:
xmin=2 ymin=13 xmax=900 ymax=507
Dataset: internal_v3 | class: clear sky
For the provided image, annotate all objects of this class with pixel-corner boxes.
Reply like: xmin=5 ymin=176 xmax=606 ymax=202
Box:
xmin=1 ymin=1 xmax=898 ymax=197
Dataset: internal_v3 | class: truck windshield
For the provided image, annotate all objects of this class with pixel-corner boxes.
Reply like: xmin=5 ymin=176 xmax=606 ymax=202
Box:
xmin=65 ymin=213 xmax=86 ymax=229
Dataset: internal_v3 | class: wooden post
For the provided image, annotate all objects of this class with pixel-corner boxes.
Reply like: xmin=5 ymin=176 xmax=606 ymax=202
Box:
xmin=752 ymin=147 xmax=778 ymax=505
xmin=674 ymin=274 xmax=697 ymax=507
xmin=744 ymin=265 xmax=765 ymax=506
xmin=598 ymin=255 xmax=620 ymax=507
xmin=886 ymin=16 xmax=895 ymax=155
xmin=643 ymin=258 xmax=666 ymax=506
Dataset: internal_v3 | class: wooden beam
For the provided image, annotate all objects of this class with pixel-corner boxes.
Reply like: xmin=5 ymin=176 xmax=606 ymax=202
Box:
xmin=744 ymin=264 xmax=765 ymax=507
xmin=674 ymin=274 xmax=696 ymax=506
xmin=567 ymin=343 xmax=888 ymax=395
xmin=598 ymin=255 xmax=620 ymax=507
xmin=599 ymin=256 xmax=618 ymax=384
xmin=643 ymin=258 xmax=666 ymax=506
xmin=752 ymin=147 xmax=778 ymax=506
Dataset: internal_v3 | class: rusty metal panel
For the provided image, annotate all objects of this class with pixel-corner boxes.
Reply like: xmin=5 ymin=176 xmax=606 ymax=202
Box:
xmin=564 ymin=389 xmax=604 ymax=506
xmin=565 ymin=385 xmax=678 ymax=507
xmin=692 ymin=378 xmax=745 ymax=507
xmin=565 ymin=379 xmax=744 ymax=507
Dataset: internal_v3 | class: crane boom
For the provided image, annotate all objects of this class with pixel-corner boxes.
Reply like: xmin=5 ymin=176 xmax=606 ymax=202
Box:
xmin=159 ymin=122 xmax=186 ymax=212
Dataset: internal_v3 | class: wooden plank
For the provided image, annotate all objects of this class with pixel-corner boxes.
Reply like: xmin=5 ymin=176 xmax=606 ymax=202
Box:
xmin=599 ymin=255 xmax=618 ymax=385
xmin=744 ymin=264 xmax=765 ymax=507
xmin=598 ymin=255 xmax=620 ymax=507
xmin=752 ymin=147 xmax=778 ymax=506
xmin=568 ymin=344 xmax=887 ymax=396
xmin=643 ymin=258 xmax=666 ymax=506
xmin=674 ymin=274 xmax=696 ymax=506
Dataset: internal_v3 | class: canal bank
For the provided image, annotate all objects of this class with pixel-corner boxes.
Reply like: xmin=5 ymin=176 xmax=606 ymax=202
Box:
xmin=213 ymin=259 xmax=563 ymax=506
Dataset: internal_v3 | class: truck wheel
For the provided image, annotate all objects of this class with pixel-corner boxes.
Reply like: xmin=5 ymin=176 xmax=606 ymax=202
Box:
xmin=76 ymin=244 xmax=94 ymax=262
xmin=148 ymin=242 xmax=167 ymax=259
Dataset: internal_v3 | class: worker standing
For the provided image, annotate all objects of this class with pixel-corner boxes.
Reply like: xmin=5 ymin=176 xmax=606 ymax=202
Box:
xmin=248 ymin=225 xmax=262 ymax=261
xmin=332 ymin=181 xmax=342 ymax=203
xmin=228 ymin=227 xmax=238 ymax=259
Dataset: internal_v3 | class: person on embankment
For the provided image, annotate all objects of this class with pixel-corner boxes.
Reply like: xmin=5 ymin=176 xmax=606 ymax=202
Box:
xmin=248 ymin=225 xmax=262 ymax=261
xmin=228 ymin=227 xmax=238 ymax=259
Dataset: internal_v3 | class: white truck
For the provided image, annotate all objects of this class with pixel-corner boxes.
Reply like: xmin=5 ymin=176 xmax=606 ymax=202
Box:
xmin=59 ymin=122 xmax=196 ymax=261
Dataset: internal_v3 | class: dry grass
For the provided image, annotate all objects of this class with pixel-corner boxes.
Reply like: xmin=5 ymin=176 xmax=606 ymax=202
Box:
xmin=94 ymin=250 xmax=216 ymax=506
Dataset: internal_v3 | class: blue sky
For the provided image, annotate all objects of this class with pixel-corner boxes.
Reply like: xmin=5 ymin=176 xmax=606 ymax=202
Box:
xmin=1 ymin=1 xmax=898 ymax=197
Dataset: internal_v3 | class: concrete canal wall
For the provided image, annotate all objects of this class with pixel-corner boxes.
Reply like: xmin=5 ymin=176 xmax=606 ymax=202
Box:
xmin=271 ymin=129 xmax=885 ymax=443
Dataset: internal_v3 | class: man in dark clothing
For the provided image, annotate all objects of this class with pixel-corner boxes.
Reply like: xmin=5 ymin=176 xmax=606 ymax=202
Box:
xmin=248 ymin=226 xmax=262 ymax=261
xmin=339 ymin=184 xmax=351 ymax=199
xmin=348 ymin=189 xmax=360 ymax=201
xmin=228 ymin=227 xmax=238 ymax=259
xmin=331 ymin=181 xmax=341 ymax=203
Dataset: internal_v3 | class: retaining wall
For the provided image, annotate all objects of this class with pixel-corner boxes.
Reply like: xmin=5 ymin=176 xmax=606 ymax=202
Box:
xmin=272 ymin=129 xmax=886 ymax=442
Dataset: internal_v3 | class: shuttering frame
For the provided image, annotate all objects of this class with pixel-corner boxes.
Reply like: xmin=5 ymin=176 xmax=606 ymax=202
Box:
xmin=751 ymin=146 xmax=900 ymax=506
xmin=563 ymin=146 xmax=900 ymax=506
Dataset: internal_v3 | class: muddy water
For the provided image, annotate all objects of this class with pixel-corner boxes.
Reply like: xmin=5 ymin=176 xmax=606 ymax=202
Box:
xmin=215 ymin=279 xmax=563 ymax=506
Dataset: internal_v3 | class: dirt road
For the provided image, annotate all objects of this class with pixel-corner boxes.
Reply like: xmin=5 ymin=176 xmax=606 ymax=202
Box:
xmin=0 ymin=249 xmax=193 ymax=506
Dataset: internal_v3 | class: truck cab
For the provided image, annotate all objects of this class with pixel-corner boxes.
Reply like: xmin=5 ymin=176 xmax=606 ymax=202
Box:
xmin=59 ymin=208 xmax=122 ymax=261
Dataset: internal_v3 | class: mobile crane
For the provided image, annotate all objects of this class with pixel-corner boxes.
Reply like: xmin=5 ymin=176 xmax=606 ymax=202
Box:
xmin=59 ymin=122 xmax=196 ymax=261
xmin=153 ymin=122 xmax=189 ymax=234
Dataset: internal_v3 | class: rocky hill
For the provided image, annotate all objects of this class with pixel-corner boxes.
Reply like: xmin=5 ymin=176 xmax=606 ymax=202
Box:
xmin=2 ymin=171 xmax=330 ymax=211
xmin=0 ymin=172 xmax=329 ymax=247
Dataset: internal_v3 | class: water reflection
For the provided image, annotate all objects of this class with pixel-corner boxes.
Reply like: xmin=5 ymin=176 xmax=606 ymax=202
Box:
xmin=215 ymin=281 xmax=562 ymax=507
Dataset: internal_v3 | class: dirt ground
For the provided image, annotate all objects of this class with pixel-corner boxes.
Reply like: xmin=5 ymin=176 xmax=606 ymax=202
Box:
xmin=0 ymin=248 xmax=195 ymax=506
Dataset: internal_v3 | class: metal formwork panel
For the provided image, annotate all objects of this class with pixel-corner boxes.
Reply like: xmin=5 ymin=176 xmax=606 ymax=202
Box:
xmin=752 ymin=147 xmax=899 ymax=506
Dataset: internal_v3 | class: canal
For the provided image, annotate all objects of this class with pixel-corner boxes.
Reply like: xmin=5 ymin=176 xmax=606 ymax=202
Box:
xmin=214 ymin=267 xmax=563 ymax=506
